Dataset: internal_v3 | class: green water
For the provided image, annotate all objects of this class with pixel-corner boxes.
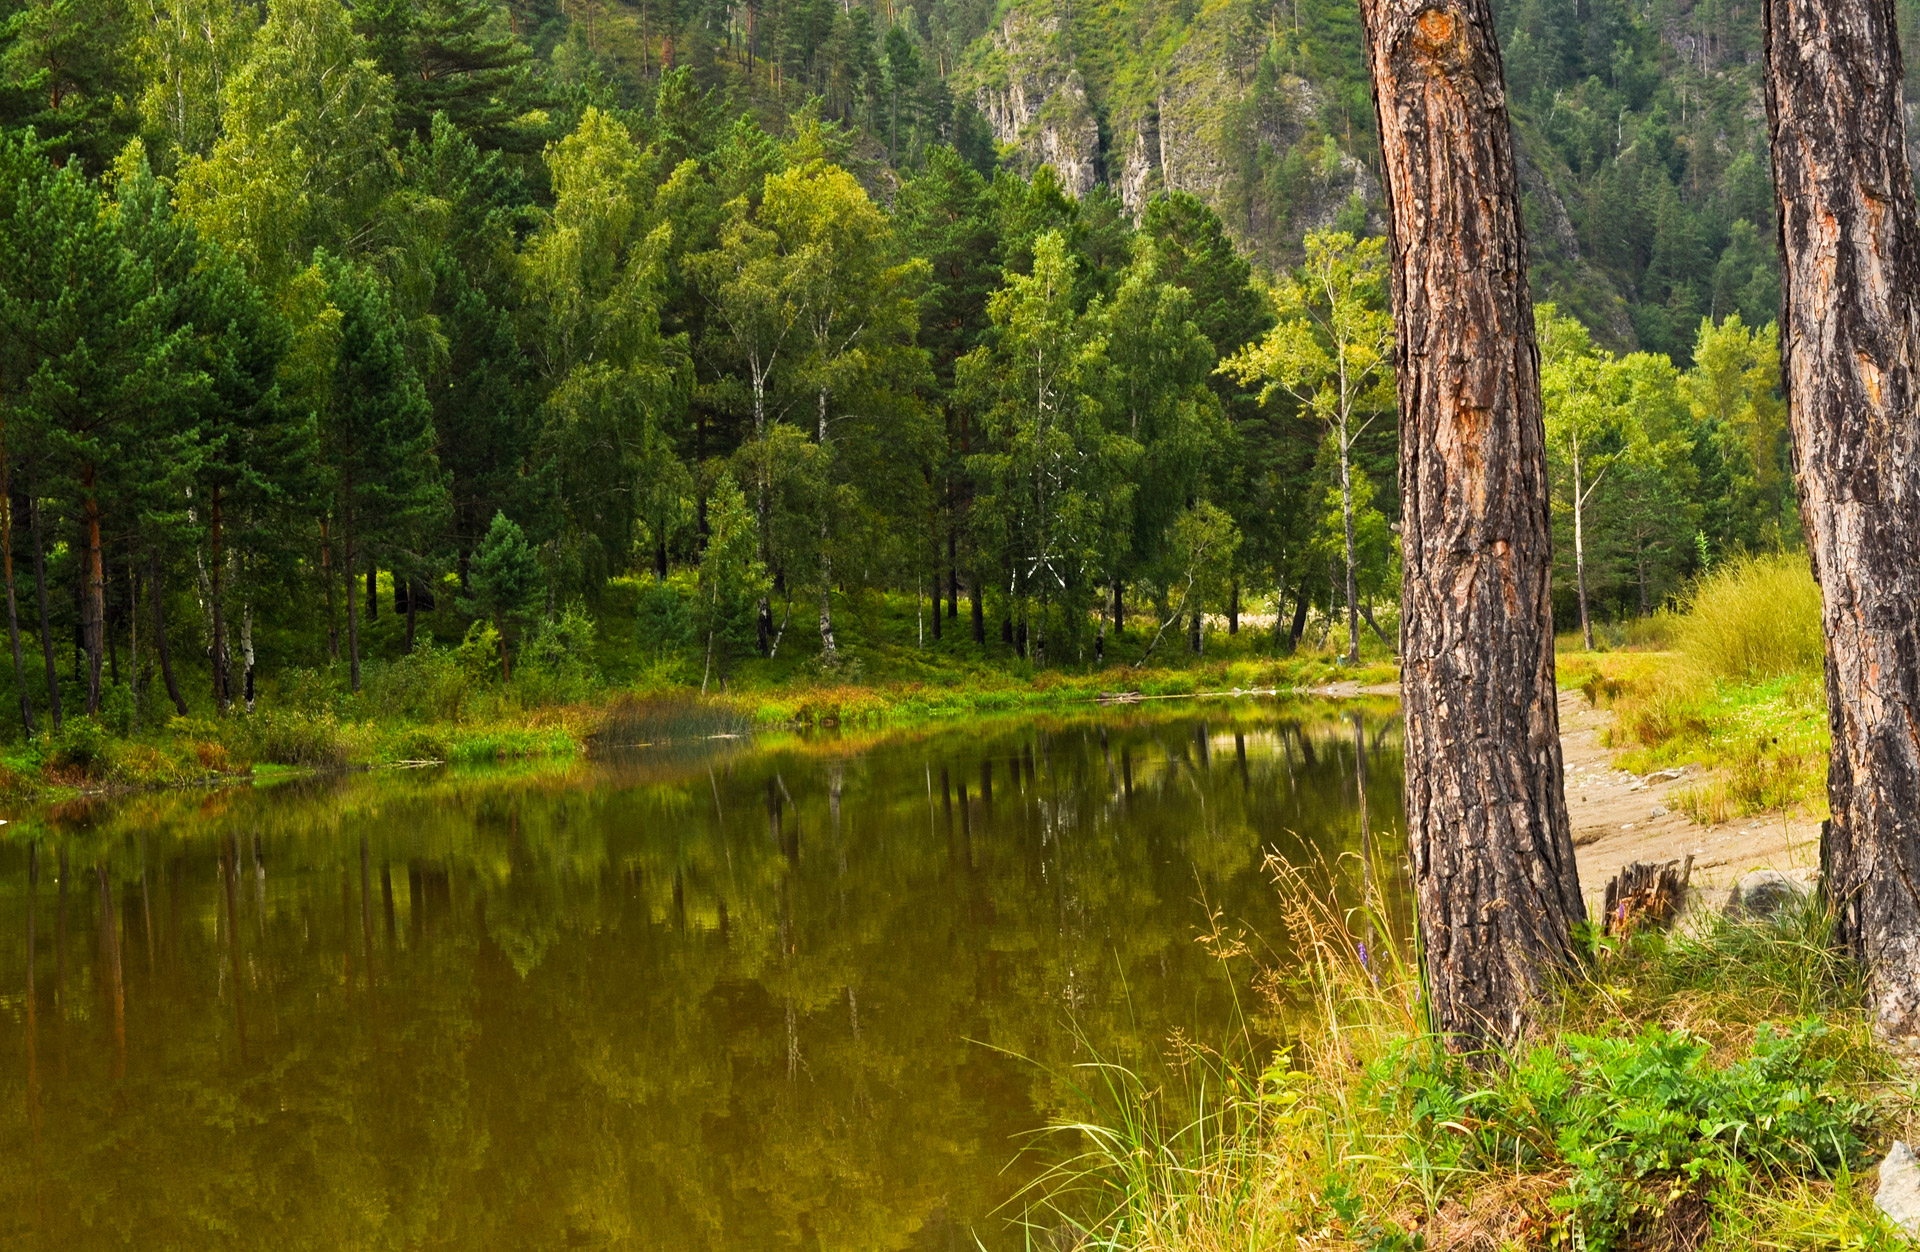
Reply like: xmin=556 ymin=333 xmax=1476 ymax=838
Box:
xmin=0 ymin=703 xmax=1402 ymax=1250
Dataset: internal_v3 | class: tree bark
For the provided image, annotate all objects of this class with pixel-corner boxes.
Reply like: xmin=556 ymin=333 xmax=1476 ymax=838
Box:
xmin=1764 ymin=0 xmax=1920 ymax=1035
xmin=1339 ymin=420 xmax=1363 ymax=664
xmin=1 ymin=450 xmax=32 ymax=735
xmin=1361 ymin=0 xmax=1585 ymax=1047
xmin=1572 ymin=435 xmax=1594 ymax=650
xmin=343 ymin=508 xmax=361 ymax=694
xmin=321 ymin=517 xmax=339 ymax=662
xmin=970 ymin=572 xmax=985 ymax=643
xmin=149 ymin=553 xmax=187 ymax=717
xmin=209 ymin=486 xmax=229 ymax=715
xmin=29 ymin=490 xmax=60 ymax=731
xmin=146 ymin=556 xmax=188 ymax=718
xmin=82 ymin=464 xmax=104 ymax=715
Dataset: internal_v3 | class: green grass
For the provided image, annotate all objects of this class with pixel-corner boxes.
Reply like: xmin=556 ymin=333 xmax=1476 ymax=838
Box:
xmin=1560 ymin=555 xmax=1831 ymax=824
xmin=1035 ymin=871 xmax=1913 ymax=1251
xmin=0 ymin=584 xmax=1399 ymax=800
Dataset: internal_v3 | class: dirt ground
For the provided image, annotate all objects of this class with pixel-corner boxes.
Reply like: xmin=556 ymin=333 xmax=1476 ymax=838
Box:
xmin=1311 ymin=681 xmax=1820 ymax=911
xmin=1557 ymin=689 xmax=1819 ymax=911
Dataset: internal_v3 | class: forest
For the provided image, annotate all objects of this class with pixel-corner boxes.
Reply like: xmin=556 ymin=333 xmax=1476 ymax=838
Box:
xmin=0 ymin=0 xmax=1823 ymax=730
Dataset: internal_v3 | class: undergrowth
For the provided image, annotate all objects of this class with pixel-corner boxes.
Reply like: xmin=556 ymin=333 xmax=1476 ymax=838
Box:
xmin=1028 ymin=865 xmax=1910 ymax=1251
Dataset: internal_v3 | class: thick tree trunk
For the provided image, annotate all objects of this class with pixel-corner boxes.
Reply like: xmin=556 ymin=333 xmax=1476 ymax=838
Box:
xmin=1361 ymin=0 xmax=1585 ymax=1047
xmin=1764 ymin=0 xmax=1920 ymax=1035
xmin=366 ymin=565 xmax=377 ymax=622
xmin=82 ymin=465 xmax=104 ymax=715
xmin=148 ymin=554 xmax=187 ymax=717
xmin=1288 ymin=587 xmax=1310 ymax=654
xmin=970 ymin=573 xmax=985 ymax=643
xmin=29 ymin=491 xmax=59 ymax=731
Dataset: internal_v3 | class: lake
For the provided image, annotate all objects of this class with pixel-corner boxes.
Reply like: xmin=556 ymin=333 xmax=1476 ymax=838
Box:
xmin=0 ymin=701 xmax=1403 ymax=1250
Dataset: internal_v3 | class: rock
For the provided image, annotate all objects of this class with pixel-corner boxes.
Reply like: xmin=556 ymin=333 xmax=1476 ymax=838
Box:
xmin=1878 ymin=1140 xmax=1920 ymax=1236
xmin=1725 ymin=869 xmax=1811 ymax=922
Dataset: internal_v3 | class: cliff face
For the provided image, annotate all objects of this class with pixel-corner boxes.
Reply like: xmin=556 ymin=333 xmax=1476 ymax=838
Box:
xmin=967 ymin=9 xmax=1102 ymax=197
xmin=956 ymin=0 xmax=1372 ymax=265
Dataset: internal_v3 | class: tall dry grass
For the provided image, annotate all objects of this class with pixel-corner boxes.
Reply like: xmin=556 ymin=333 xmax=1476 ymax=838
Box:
xmin=1666 ymin=553 xmax=1824 ymax=686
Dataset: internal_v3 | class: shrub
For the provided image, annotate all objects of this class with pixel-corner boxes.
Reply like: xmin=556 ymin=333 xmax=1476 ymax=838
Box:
xmin=362 ymin=643 xmax=470 ymax=722
xmin=634 ymin=577 xmax=692 ymax=659
xmin=47 ymin=718 xmax=114 ymax=781
xmin=1673 ymin=553 xmax=1824 ymax=683
xmin=518 ymin=606 xmax=599 ymax=706
xmin=236 ymin=708 xmax=352 ymax=767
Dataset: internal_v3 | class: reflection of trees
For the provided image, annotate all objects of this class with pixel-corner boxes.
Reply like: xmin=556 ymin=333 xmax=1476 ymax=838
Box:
xmin=0 ymin=706 xmax=1403 ymax=1250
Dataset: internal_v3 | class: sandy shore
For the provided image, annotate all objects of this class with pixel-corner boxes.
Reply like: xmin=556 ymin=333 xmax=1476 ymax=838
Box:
xmin=1319 ymin=680 xmax=1820 ymax=909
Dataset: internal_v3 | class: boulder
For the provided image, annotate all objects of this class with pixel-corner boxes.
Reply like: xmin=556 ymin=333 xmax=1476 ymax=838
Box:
xmin=1724 ymin=869 xmax=1811 ymax=922
xmin=1878 ymin=1140 xmax=1920 ymax=1237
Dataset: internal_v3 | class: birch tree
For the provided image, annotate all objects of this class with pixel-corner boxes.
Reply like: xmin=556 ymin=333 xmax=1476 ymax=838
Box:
xmin=1220 ymin=229 xmax=1393 ymax=665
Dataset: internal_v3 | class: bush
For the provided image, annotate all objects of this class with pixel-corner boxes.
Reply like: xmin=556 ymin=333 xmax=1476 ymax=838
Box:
xmin=634 ymin=577 xmax=692 ymax=658
xmin=1674 ymin=553 xmax=1824 ymax=683
xmin=46 ymin=717 xmax=114 ymax=780
xmin=362 ymin=643 xmax=470 ymax=722
xmin=236 ymin=708 xmax=352 ymax=767
xmin=518 ymin=606 xmax=599 ymax=706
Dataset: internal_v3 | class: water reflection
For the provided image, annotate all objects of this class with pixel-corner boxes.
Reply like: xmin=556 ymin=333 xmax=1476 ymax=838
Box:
xmin=0 ymin=703 xmax=1403 ymax=1250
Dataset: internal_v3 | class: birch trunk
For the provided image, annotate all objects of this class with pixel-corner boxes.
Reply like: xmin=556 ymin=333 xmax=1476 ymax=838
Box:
xmin=1360 ymin=0 xmax=1585 ymax=1046
xmin=1572 ymin=436 xmax=1593 ymax=650
xmin=1764 ymin=0 xmax=1920 ymax=1034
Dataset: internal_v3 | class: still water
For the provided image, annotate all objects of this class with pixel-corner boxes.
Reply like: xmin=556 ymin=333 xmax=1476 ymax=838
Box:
xmin=0 ymin=702 xmax=1402 ymax=1250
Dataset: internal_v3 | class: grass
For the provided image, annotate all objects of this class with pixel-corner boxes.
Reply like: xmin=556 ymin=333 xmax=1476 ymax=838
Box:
xmin=1559 ymin=555 xmax=1831 ymax=825
xmin=1033 ymin=862 xmax=1914 ymax=1251
xmin=0 ymin=584 xmax=1400 ymax=801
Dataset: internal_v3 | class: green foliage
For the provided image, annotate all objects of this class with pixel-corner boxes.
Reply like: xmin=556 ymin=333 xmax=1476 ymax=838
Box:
xmin=362 ymin=641 xmax=471 ymax=721
xmin=634 ymin=576 xmax=692 ymax=659
xmin=1366 ymin=1020 xmax=1873 ymax=1248
xmin=462 ymin=510 xmax=543 ymax=677
xmin=517 ymin=603 xmax=599 ymax=704
xmin=236 ymin=706 xmax=353 ymax=765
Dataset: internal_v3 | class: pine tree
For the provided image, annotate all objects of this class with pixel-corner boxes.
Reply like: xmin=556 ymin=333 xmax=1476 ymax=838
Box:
xmin=462 ymin=509 xmax=542 ymax=679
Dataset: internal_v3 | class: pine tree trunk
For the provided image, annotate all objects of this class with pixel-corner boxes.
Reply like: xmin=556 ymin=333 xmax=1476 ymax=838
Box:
xmin=1765 ymin=0 xmax=1920 ymax=1034
xmin=320 ymin=514 xmax=339 ymax=660
xmin=149 ymin=553 xmax=187 ymax=717
xmin=1 ymin=449 xmax=32 ymax=735
xmin=970 ymin=573 xmax=985 ymax=643
xmin=82 ymin=465 xmax=104 ymax=715
xmin=343 ymin=509 xmax=361 ymax=694
xmin=30 ymin=490 xmax=60 ymax=732
xmin=1361 ymin=0 xmax=1585 ymax=1047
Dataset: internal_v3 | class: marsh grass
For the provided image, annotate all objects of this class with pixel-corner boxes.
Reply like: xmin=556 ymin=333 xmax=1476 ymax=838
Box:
xmin=1029 ymin=867 xmax=1910 ymax=1251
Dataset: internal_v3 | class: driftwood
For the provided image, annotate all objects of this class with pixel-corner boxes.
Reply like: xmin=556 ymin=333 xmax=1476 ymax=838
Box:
xmin=1601 ymin=856 xmax=1695 ymax=936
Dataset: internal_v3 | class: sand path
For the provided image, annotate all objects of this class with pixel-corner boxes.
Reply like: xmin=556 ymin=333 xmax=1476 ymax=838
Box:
xmin=1310 ymin=681 xmax=1820 ymax=907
